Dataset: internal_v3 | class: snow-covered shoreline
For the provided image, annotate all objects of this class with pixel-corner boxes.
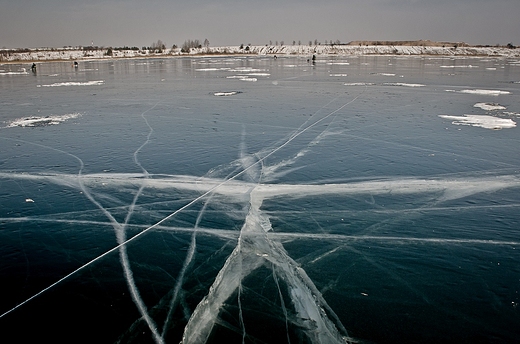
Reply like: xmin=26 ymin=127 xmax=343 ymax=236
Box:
xmin=1 ymin=44 xmax=519 ymax=63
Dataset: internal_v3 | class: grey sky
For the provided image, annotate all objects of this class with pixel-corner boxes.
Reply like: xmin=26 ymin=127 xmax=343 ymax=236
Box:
xmin=1 ymin=0 xmax=519 ymax=49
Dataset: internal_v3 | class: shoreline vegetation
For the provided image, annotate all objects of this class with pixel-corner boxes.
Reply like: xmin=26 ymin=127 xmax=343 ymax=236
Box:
xmin=1 ymin=40 xmax=519 ymax=63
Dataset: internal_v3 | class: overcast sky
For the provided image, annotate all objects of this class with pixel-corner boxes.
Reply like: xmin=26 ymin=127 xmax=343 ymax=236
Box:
xmin=1 ymin=0 xmax=519 ymax=49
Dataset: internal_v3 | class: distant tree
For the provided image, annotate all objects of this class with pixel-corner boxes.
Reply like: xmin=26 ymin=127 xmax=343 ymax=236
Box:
xmin=298 ymin=40 xmax=301 ymax=45
xmin=275 ymin=41 xmax=278 ymax=46
xmin=507 ymin=42 xmax=516 ymax=49
xmin=240 ymin=43 xmax=244 ymax=49
xmin=151 ymin=40 xmax=165 ymax=53
xmin=181 ymin=39 xmax=202 ymax=53
xmin=280 ymin=41 xmax=284 ymax=46
xmin=314 ymin=39 xmax=318 ymax=45
xmin=309 ymin=41 xmax=312 ymax=46
xmin=292 ymin=40 xmax=296 ymax=45
xmin=204 ymin=38 xmax=210 ymax=48
xmin=106 ymin=47 xmax=113 ymax=56
xmin=270 ymin=40 xmax=273 ymax=45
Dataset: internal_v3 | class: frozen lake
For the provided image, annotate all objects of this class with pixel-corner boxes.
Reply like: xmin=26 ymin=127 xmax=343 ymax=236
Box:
xmin=1 ymin=55 xmax=520 ymax=343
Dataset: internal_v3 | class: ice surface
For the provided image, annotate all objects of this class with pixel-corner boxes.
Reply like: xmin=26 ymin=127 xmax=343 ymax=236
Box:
xmin=1 ymin=55 xmax=520 ymax=344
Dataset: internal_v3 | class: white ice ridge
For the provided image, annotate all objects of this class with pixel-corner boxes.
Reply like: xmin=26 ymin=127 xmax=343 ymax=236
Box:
xmin=37 ymin=80 xmax=104 ymax=87
xmin=439 ymin=114 xmax=516 ymax=130
xmin=182 ymin=188 xmax=349 ymax=344
xmin=6 ymin=113 xmax=81 ymax=128
xmin=3 ymin=172 xmax=520 ymax=204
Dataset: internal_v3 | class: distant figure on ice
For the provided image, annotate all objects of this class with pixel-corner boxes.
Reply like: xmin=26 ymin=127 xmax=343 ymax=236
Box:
xmin=274 ymin=55 xmax=277 ymax=59
xmin=31 ymin=63 xmax=36 ymax=73
xmin=312 ymin=54 xmax=316 ymax=63
xmin=74 ymin=61 xmax=79 ymax=68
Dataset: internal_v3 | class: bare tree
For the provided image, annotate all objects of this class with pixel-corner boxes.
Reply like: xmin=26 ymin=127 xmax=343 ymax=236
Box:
xmin=204 ymin=39 xmax=210 ymax=48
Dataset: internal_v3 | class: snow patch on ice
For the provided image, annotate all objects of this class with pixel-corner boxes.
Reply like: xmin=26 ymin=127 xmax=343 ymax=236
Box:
xmin=344 ymin=82 xmax=375 ymax=86
xmin=440 ymin=65 xmax=479 ymax=68
xmin=226 ymin=76 xmax=257 ymax=82
xmin=6 ymin=113 xmax=82 ymax=128
xmin=213 ymin=91 xmax=242 ymax=96
xmin=0 ymin=69 xmax=29 ymax=76
xmin=372 ymin=73 xmax=396 ymax=76
xmin=383 ymin=83 xmax=425 ymax=87
xmin=439 ymin=114 xmax=516 ymax=130
xmin=446 ymin=89 xmax=511 ymax=96
xmin=474 ymin=103 xmax=506 ymax=111
xmin=37 ymin=80 xmax=104 ymax=87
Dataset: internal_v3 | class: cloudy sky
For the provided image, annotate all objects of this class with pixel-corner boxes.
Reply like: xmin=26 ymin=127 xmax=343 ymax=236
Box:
xmin=1 ymin=0 xmax=519 ymax=49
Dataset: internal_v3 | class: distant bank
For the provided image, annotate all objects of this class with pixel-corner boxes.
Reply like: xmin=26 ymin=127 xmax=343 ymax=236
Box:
xmin=2 ymin=41 xmax=519 ymax=63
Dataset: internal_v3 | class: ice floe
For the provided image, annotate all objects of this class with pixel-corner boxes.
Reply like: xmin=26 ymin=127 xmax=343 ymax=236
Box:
xmin=439 ymin=114 xmax=516 ymax=130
